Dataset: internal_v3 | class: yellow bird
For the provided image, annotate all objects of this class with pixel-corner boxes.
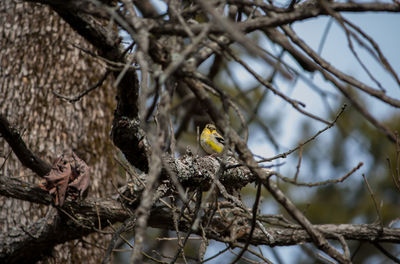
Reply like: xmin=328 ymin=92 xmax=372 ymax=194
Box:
xmin=200 ymin=124 xmax=224 ymax=154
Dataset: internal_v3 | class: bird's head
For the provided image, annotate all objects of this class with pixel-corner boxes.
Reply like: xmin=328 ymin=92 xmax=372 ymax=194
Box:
xmin=205 ymin=124 xmax=217 ymax=131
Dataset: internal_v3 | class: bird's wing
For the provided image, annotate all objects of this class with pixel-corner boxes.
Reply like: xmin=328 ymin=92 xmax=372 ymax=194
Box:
xmin=215 ymin=134 xmax=225 ymax=144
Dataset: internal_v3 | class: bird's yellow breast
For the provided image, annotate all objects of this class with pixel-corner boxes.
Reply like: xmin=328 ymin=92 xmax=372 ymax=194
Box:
xmin=205 ymin=137 xmax=224 ymax=153
xmin=200 ymin=128 xmax=224 ymax=154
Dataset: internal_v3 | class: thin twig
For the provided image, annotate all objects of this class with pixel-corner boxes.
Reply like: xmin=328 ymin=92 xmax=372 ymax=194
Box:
xmin=102 ymin=218 xmax=135 ymax=264
xmin=387 ymin=132 xmax=400 ymax=191
xmin=318 ymin=0 xmax=385 ymax=91
xmin=258 ymin=104 xmax=347 ymax=163
xmin=229 ymin=182 xmax=262 ymax=264
xmin=373 ymin=243 xmax=400 ymax=264
xmin=201 ymin=246 xmax=230 ymax=263
xmin=293 ymin=145 xmax=303 ymax=182
xmin=274 ymin=162 xmax=363 ymax=187
xmin=387 ymin=158 xmax=400 ymax=192
xmin=362 ymin=174 xmax=383 ymax=227
xmin=170 ymin=190 xmax=202 ymax=264
xmin=0 ymin=149 xmax=12 ymax=171
xmin=281 ymin=23 xmax=400 ymax=108
xmin=223 ymin=46 xmax=331 ymax=125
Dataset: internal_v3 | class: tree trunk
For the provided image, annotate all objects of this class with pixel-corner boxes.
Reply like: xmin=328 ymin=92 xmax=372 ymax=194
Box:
xmin=0 ymin=1 xmax=116 ymax=262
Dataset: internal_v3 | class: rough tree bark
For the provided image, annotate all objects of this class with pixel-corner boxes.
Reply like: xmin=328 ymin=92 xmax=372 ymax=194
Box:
xmin=0 ymin=0 xmax=116 ymax=262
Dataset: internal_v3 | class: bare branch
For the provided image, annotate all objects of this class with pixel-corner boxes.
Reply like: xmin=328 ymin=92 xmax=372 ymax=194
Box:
xmin=53 ymin=71 xmax=111 ymax=103
xmin=0 ymin=114 xmax=51 ymax=177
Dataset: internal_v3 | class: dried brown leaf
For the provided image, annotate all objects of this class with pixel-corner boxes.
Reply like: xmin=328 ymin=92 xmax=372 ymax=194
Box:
xmin=39 ymin=152 xmax=90 ymax=206
xmin=41 ymin=155 xmax=71 ymax=206
xmin=68 ymin=152 xmax=90 ymax=199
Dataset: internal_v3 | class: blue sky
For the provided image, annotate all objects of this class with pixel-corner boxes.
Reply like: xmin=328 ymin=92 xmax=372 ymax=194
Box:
xmin=248 ymin=12 xmax=400 ymax=156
